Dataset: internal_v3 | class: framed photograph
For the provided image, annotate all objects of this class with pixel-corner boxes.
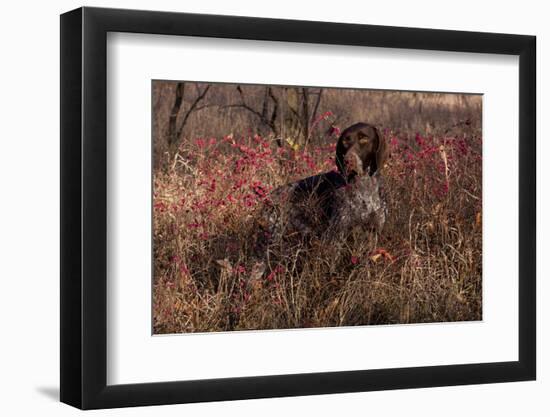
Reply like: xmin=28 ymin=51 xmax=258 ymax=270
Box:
xmin=60 ymin=6 xmax=536 ymax=409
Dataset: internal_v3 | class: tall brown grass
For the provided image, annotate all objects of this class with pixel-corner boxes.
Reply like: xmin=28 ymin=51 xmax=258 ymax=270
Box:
xmin=152 ymin=82 xmax=482 ymax=334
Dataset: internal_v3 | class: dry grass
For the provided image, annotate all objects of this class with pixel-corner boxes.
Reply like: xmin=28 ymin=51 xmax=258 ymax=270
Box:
xmin=152 ymin=83 xmax=482 ymax=334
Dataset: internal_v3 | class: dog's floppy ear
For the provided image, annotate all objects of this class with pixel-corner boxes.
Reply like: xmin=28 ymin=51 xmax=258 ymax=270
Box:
xmin=335 ymin=133 xmax=348 ymax=176
xmin=372 ymin=127 xmax=387 ymax=175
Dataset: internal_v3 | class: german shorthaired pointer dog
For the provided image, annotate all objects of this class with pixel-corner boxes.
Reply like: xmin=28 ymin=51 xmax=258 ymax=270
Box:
xmin=255 ymin=122 xmax=388 ymax=255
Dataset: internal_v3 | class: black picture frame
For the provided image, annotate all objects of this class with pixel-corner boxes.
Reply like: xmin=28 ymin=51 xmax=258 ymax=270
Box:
xmin=60 ymin=6 xmax=536 ymax=410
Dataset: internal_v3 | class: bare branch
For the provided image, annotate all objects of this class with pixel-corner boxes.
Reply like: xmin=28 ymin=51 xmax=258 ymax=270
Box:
xmin=193 ymin=103 xmax=219 ymax=112
xmin=223 ymin=85 xmax=279 ymax=136
xmin=176 ymin=85 xmax=211 ymax=140
xmin=222 ymin=103 xmax=264 ymax=120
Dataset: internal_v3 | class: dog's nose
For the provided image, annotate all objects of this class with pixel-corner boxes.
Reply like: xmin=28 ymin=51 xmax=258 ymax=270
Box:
xmin=344 ymin=153 xmax=363 ymax=176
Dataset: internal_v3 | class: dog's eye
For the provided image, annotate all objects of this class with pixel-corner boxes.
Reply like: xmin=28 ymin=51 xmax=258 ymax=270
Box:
xmin=359 ymin=137 xmax=370 ymax=144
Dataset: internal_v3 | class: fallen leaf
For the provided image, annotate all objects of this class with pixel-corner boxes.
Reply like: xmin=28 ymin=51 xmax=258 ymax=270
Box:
xmin=370 ymin=253 xmax=382 ymax=263
xmin=370 ymin=248 xmax=395 ymax=263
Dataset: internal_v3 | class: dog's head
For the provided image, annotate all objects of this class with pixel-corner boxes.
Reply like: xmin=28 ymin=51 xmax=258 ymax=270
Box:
xmin=335 ymin=122 xmax=387 ymax=180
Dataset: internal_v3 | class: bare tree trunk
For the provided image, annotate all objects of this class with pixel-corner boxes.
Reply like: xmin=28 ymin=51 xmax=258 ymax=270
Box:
xmin=302 ymin=88 xmax=309 ymax=149
xmin=301 ymin=88 xmax=310 ymax=146
xmin=267 ymin=87 xmax=281 ymax=143
xmin=166 ymin=83 xmax=185 ymax=148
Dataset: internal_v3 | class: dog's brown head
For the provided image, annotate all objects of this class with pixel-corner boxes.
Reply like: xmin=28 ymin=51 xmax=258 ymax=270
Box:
xmin=335 ymin=122 xmax=387 ymax=179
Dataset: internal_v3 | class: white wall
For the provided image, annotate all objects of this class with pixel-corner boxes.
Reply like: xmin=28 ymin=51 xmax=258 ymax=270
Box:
xmin=0 ymin=0 xmax=546 ymax=415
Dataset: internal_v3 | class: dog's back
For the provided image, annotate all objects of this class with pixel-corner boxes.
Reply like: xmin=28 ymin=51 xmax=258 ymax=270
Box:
xmin=256 ymin=169 xmax=385 ymax=252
